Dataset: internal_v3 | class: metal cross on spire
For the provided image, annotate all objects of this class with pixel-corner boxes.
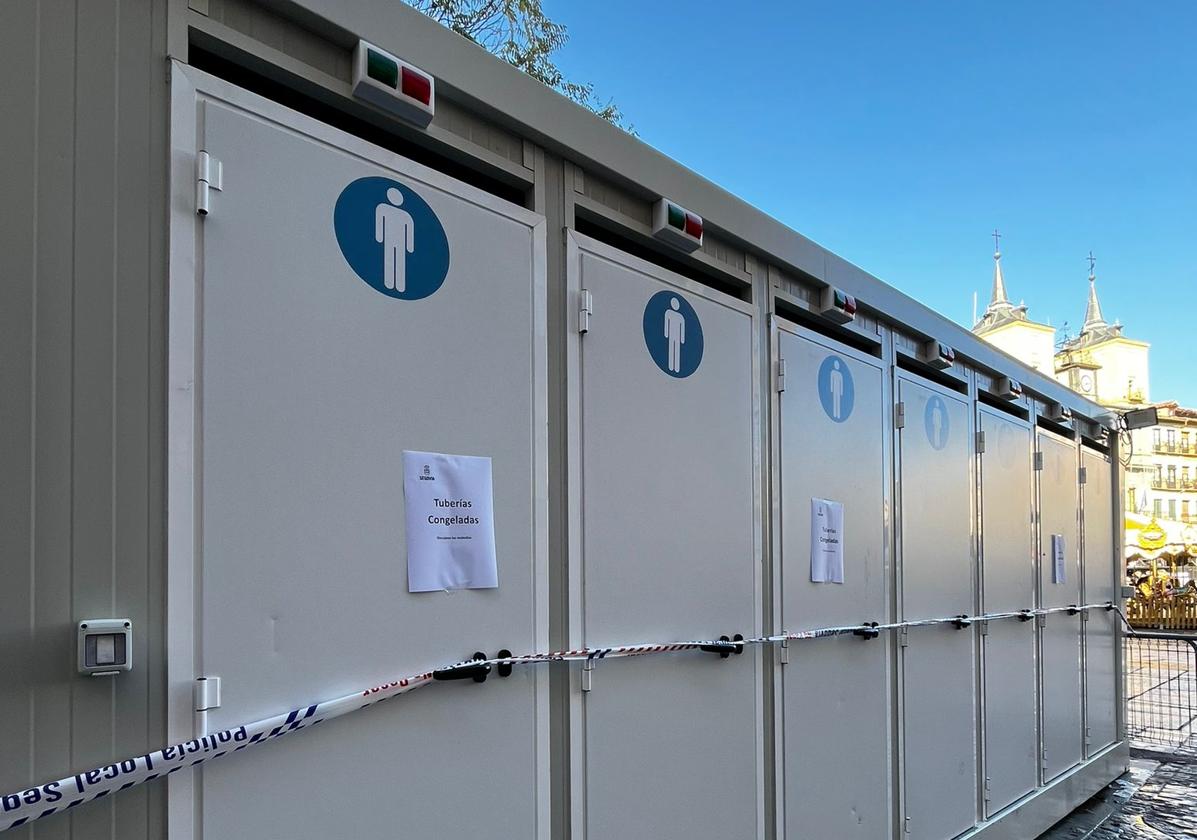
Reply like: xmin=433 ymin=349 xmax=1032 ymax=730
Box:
xmin=992 ymin=229 xmax=1002 ymax=255
xmin=1087 ymin=250 xmax=1096 ymax=279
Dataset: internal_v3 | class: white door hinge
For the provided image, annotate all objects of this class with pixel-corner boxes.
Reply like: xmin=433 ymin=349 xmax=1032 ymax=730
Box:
xmin=978 ymin=619 xmax=989 ymax=636
xmin=1033 ymin=451 xmax=1044 ymax=471
xmin=777 ymin=357 xmax=787 ymax=393
xmin=196 ymin=150 xmax=223 ymax=216
xmin=1079 ymin=466 xmax=1088 ymax=485
xmin=898 ymin=626 xmax=909 ymax=647
xmin=976 ymin=430 xmax=986 ymax=454
xmin=903 ymin=816 xmax=911 ymax=834
xmin=578 ymin=289 xmax=593 ymax=334
xmin=984 ymin=777 xmax=992 ymax=802
xmin=895 ymin=401 xmax=906 ymax=429
xmin=779 ymin=637 xmax=789 ymax=665
xmin=581 ymin=658 xmax=594 ymax=691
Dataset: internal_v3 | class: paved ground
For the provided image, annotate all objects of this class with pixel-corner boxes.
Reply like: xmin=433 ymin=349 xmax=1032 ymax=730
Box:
xmin=1038 ymin=636 xmax=1197 ymax=837
xmin=1042 ymin=747 xmax=1197 ymax=839
xmin=1041 ymin=635 xmax=1197 ymax=838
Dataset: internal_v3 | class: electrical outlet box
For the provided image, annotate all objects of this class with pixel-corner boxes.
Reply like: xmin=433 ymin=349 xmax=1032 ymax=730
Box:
xmin=78 ymin=619 xmax=132 ymax=676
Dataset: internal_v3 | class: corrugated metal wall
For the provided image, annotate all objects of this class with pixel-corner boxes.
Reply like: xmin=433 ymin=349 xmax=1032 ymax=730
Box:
xmin=0 ymin=1 xmax=168 ymax=838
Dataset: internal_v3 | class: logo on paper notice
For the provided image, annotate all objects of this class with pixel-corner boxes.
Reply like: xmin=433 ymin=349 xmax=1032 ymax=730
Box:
xmin=817 ymin=355 xmax=854 ymax=422
xmin=643 ymin=290 xmax=704 ymax=378
xmin=924 ymin=394 xmax=949 ymax=450
xmin=334 ymin=176 xmax=450 ymax=300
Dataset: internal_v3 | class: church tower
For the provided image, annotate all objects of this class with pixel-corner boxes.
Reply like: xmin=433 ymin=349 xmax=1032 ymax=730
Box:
xmin=1054 ymin=253 xmax=1149 ymax=407
xmin=972 ymin=231 xmax=1057 ymax=375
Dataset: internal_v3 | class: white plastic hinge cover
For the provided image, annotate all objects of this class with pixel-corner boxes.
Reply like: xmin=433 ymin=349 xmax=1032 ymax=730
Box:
xmin=578 ymin=288 xmax=592 ymax=334
xmin=194 ymin=676 xmax=222 ymax=712
xmin=196 ymin=150 xmax=222 ymax=216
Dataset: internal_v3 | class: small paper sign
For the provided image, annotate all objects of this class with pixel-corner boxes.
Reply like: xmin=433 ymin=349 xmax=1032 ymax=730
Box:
xmin=811 ymin=498 xmax=845 ymax=584
xmin=403 ymin=451 xmax=498 ymax=592
xmin=1051 ymin=534 xmax=1066 ymax=584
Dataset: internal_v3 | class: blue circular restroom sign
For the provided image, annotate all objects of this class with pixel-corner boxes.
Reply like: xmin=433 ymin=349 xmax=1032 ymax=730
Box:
xmin=642 ymin=290 xmax=704 ymax=378
xmin=817 ymin=355 xmax=854 ymax=422
xmin=925 ymin=394 xmax=950 ymax=450
xmin=333 ymin=176 xmax=450 ymax=300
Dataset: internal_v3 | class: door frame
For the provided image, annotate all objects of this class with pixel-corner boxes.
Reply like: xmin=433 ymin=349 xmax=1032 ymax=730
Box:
xmin=166 ymin=61 xmax=549 ymax=840
xmin=563 ymin=230 xmax=765 ymax=839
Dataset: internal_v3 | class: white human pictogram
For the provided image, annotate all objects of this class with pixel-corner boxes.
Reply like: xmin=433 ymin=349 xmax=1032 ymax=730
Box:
xmin=930 ymin=399 xmax=944 ymax=447
xmin=829 ymin=359 xmax=845 ymax=419
xmin=375 ymin=187 xmax=415 ymax=292
xmin=664 ymin=297 xmax=686 ymax=373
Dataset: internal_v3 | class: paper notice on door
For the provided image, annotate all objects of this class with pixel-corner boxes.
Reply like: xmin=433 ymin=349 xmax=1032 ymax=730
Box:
xmin=1051 ymin=534 xmax=1066 ymax=584
xmin=810 ymin=498 xmax=845 ymax=584
xmin=403 ymin=451 xmax=498 ymax=592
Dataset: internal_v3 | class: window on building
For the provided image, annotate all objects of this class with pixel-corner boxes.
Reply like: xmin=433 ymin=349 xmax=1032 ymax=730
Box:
xmin=1169 ymin=499 xmax=1178 ymax=520
xmin=1155 ymin=499 xmax=1163 ymax=518
xmin=1156 ymin=464 xmax=1164 ymax=484
xmin=1184 ymin=431 xmax=1192 ymax=452
xmin=1169 ymin=465 xmax=1177 ymax=484
xmin=1128 ymin=488 xmax=1138 ymax=512
xmin=1168 ymin=428 xmax=1177 ymax=447
xmin=1184 ymin=466 xmax=1191 ymax=484
xmin=1154 ymin=429 xmax=1162 ymax=448
xmin=1184 ymin=500 xmax=1191 ymax=522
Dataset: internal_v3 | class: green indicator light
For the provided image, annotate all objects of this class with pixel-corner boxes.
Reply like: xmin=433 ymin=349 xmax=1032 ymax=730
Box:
xmin=367 ymin=49 xmax=399 ymax=89
xmin=667 ymin=203 xmax=686 ymax=230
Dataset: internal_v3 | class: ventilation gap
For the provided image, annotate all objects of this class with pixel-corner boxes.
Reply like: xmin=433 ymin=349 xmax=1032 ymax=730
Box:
xmin=896 ymin=355 xmax=968 ymax=395
xmin=573 ymin=214 xmax=750 ymax=303
xmin=1037 ymin=416 xmax=1077 ymax=440
xmin=773 ymin=295 xmax=882 ymax=358
xmin=978 ymin=390 xmax=1029 ymax=420
xmin=188 ymin=37 xmax=528 ymax=207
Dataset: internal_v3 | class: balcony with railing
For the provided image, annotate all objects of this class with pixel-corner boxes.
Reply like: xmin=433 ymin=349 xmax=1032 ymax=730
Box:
xmin=1154 ymin=440 xmax=1196 ymax=456
xmin=1151 ymin=477 xmax=1197 ymax=492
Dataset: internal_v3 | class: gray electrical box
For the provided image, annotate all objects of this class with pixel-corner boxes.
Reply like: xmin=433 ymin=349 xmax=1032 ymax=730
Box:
xmin=77 ymin=619 xmax=132 ymax=676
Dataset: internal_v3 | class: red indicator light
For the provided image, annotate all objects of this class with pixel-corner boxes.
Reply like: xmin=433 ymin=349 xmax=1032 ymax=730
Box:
xmin=401 ymin=67 xmax=432 ymax=105
xmin=684 ymin=212 xmax=703 ymax=239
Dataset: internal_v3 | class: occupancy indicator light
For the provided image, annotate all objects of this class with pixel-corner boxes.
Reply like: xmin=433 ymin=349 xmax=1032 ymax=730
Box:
xmin=652 ymin=198 xmax=703 ymax=252
xmin=366 ymin=48 xmax=399 ymax=89
xmin=920 ymin=339 xmax=956 ymax=370
xmin=818 ymin=286 xmax=858 ymax=325
xmin=352 ymin=40 xmax=435 ymax=128
xmin=401 ymin=66 xmax=432 ymax=106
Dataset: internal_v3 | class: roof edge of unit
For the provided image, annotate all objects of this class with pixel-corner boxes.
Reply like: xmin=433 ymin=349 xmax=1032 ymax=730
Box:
xmin=261 ymin=1 xmax=1108 ymax=420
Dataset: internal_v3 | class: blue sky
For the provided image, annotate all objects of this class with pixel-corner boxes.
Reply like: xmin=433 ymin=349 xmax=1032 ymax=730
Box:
xmin=550 ymin=0 xmax=1197 ymax=405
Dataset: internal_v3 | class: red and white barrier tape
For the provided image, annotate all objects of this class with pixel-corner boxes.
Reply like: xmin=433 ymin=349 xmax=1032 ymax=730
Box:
xmin=0 ymin=601 xmax=1122 ymax=832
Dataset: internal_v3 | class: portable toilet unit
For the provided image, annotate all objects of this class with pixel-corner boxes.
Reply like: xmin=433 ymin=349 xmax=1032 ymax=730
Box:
xmin=0 ymin=1 xmax=1127 ymax=838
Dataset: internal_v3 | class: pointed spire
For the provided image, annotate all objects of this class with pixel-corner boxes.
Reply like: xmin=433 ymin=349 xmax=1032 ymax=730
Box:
xmin=1082 ymin=251 xmax=1106 ymax=331
xmin=989 ymin=229 xmax=1009 ymax=306
xmin=974 ymin=229 xmax=1031 ymax=334
xmin=991 ymin=248 xmax=1009 ymax=305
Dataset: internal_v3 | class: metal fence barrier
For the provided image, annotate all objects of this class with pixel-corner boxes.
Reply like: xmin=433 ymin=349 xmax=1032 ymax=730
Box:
xmin=1125 ymin=631 xmax=1197 ymax=750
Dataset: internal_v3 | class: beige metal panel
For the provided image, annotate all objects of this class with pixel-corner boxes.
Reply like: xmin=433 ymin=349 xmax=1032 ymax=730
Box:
xmin=1082 ymin=449 xmax=1118 ymax=753
xmin=0 ymin=1 xmax=169 ymax=838
xmin=0 ymin=0 xmax=38 ymax=812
